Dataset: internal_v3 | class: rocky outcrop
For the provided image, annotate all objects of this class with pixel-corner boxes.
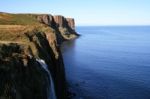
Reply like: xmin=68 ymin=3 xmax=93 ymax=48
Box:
xmin=66 ymin=18 xmax=75 ymax=30
xmin=37 ymin=15 xmax=55 ymax=27
xmin=37 ymin=15 xmax=76 ymax=31
xmin=0 ymin=43 xmax=49 ymax=99
xmin=53 ymin=15 xmax=76 ymax=31
xmin=37 ymin=15 xmax=79 ymax=43
xmin=53 ymin=16 xmax=66 ymax=28
xmin=0 ymin=12 xmax=79 ymax=99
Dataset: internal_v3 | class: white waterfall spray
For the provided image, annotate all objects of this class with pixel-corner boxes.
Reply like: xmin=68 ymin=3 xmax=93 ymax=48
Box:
xmin=36 ymin=59 xmax=56 ymax=99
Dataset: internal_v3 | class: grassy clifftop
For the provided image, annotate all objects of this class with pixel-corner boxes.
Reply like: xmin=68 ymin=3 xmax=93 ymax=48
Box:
xmin=0 ymin=13 xmax=58 ymax=58
xmin=0 ymin=12 xmax=54 ymax=41
xmin=0 ymin=12 xmax=78 ymax=43
xmin=0 ymin=12 xmax=39 ymax=25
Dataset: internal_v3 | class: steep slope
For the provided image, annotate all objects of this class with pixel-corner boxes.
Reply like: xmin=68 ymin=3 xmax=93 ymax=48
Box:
xmin=0 ymin=12 xmax=78 ymax=99
xmin=36 ymin=14 xmax=79 ymax=44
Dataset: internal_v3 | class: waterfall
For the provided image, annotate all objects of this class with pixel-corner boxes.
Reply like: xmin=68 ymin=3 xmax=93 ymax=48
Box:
xmin=36 ymin=59 xmax=57 ymax=99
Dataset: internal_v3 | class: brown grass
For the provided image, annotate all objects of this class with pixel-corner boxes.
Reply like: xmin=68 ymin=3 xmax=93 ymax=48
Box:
xmin=0 ymin=25 xmax=26 ymax=32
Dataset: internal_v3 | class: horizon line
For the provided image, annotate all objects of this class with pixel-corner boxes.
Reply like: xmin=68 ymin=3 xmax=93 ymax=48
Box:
xmin=76 ymin=25 xmax=150 ymax=27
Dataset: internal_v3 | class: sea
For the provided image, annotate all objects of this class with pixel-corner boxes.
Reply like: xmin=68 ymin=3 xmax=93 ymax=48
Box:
xmin=61 ymin=26 xmax=150 ymax=99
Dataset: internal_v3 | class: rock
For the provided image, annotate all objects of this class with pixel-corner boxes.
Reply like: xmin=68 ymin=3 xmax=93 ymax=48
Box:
xmin=37 ymin=15 xmax=54 ymax=26
xmin=0 ymin=43 xmax=48 ymax=99
xmin=36 ymin=14 xmax=79 ymax=43
xmin=66 ymin=18 xmax=75 ymax=30
xmin=53 ymin=15 xmax=66 ymax=27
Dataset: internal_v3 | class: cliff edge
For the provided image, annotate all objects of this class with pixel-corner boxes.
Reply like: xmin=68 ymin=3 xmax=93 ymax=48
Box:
xmin=0 ymin=12 xmax=78 ymax=99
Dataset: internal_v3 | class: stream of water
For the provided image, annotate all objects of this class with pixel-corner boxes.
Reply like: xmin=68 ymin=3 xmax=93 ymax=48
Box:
xmin=36 ymin=59 xmax=56 ymax=99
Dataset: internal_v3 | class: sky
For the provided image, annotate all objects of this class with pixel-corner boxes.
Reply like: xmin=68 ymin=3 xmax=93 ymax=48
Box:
xmin=0 ymin=0 xmax=150 ymax=26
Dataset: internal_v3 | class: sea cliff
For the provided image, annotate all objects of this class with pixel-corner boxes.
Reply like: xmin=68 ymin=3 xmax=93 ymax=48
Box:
xmin=0 ymin=12 xmax=78 ymax=99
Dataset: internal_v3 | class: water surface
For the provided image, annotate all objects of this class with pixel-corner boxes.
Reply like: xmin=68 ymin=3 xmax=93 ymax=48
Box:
xmin=61 ymin=26 xmax=150 ymax=99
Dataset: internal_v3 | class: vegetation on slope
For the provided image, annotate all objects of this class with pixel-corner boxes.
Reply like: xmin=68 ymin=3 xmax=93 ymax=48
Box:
xmin=0 ymin=12 xmax=59 ymax=59
xmin=0 ymin=12 xmax=39 ymax=25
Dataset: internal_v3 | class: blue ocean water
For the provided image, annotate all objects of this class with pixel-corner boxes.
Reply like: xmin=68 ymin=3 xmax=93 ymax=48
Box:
xmin=61 ymin=26 xmax=150 ymax=99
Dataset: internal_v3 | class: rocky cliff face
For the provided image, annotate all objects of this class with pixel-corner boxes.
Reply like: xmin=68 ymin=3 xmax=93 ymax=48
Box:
xmin=0 ymin=13 xmax=78 ymax=99
xmin=37 ymin=15 xmax=54 ymax=27
xmin=66 ymin=18 xmax=75 ymax=30
xmin=0 ymin=43 xmax=48 ymax=99
xmin=37 ymin=15 xmax=79 ymax=44
xmin=53 ymin=16 xmax=66 ymax=27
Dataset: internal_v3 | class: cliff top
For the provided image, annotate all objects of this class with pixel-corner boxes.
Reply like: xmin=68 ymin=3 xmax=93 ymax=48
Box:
xmin=0 ymin=13 xmax=55 ymax=41
xmin=0 ymin=12 xmax=78 ymax=43
xmin=0 ymin=13 xmax=39 ymax=25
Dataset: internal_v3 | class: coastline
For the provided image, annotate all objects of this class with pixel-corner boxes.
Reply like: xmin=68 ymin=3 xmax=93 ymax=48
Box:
xmin=0 ymin=12 xmax=79 ymax=99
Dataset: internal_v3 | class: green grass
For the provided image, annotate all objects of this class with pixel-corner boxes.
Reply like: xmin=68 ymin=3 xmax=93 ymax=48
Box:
xmin=0 ymin=12 xmax=60 ymax=59
xmin=0 ymin=13 xmax=55 ymax=42
xmin=0 ymin=13 xmax=40 ymax=25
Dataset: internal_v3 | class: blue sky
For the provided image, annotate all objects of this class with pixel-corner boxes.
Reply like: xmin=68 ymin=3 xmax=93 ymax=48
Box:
xmin=0 ymin=0 xmax=150 ymax=26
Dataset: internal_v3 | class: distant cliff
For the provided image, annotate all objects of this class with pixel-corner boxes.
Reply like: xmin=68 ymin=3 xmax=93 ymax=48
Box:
xmin=0 ymin=12 xmax=79 ymax=99
xmin=37 ymin=14 xmax=79 ymax=44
